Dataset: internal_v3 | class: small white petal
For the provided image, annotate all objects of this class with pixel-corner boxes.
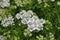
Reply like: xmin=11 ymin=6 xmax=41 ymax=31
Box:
xmin=16 ymin=13 xmax=21 ymax=19
xmin=40 ymin=19 xmax=45 ymax=24
xmin=21 ymin=19 xmax=27 ymax=24
xmin=27 ymin=10 xmax=33 ymax=15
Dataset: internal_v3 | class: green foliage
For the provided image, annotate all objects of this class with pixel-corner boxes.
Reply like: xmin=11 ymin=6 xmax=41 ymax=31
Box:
xmin=0 ymin=0 xmax=60 ymax=40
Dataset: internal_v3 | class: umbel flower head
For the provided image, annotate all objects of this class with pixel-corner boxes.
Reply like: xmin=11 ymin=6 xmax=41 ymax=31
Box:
xmin=27 ymin=16 xmax=45 ymax=32
xmin=16 ymin=10 xmax=33 ymax=19
xmin=16 ymin=10 xmax=33 ymax=24
xmin=1 ymin=15 xmax=14 ymax=27
xmin=16 ymin=10 xmax=45 ymax=32
xmin=0 ymin=0 xmax=10 ymax=8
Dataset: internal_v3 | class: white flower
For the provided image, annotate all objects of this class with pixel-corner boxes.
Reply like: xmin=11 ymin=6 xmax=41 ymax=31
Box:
xmin=21 ymin=13 xmax=31 ymax=19
xmin=1 ymin=15 xmax=14 ymax=27
xmin=16 ymin=10 xmax=33 ymax=21
xmin=20 ymin=10 xmax=26 ymax=14
xmin=39 ymin=18 xmax=45 ymax=24
xmin=0 ymin=0 xmax=10 ymax=8
xmin=16 ymin=13 xmax=21 ymax=19
xmin=33 ymin=15 xmax=38 ymax=18
xmin=20 ymin=10 xmax=32 ymax=19
xmin=16 ymin=10 xmax=27 ymax=19
xmin=27 ymin=10 xmax=33 ymax=16
xmin=27 ymin=16 xmax=45 ymax=32
xmin=19 ymin=10 xmax=34 ymax=24
xmin=16 ymin=10 xmax=33 ymax=20
xmin=16 ymin=10 xmax=45 ymax=32
xmin=0 ymin=35 xmax=4 ymax=40
xmin=21 ymin=18 xmax=28 ymax=24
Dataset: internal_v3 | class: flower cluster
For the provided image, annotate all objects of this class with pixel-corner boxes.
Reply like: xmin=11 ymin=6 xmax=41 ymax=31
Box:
xmin=16 ymin=10 xmax=33 ymax=24
xmin=0 ymin=0 xmax=10 ymax=8
xmin=27 ymin=16 xmax=45 ymax=32
xmin=16 ymin=10 xmax=45 ymax=32
xmin=1 ymin=15 xmax=14 ymax=27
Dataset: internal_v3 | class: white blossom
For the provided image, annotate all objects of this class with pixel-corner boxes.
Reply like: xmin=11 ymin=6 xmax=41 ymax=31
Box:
xmin=39 ymin=18 xmax=45 ymax=24
xmin=16 ymin=13 xmax=21 ymax=19
xmin=16 ymin=10 xmax=26 ymax=19
xmin=27 ymin=10 xmax=33 ymax=16
xmin=27 ymin=16 xmax=45 ymax=32
xmin=21 ymin=17 xmax=30 ymax=24
xmin=0 ymin=0 xmax=10 ymax=8
xmin=16 ymin=10 xmax=45 ymax=32
xmin=20 ymin=10 xmax=33 ymax=19
xmin=0 ymin=35 xmax=4 ymax=40
xmin=16 ymin=10 xmax=33 ymax=20
xmin=20 ymin=10 xmax=34 ymax=24
xmin=20 ymin=12 xmax=31 ymax=19
xmin=1 ymin=15 xmax=14 ymax=27
xmin=21 ymin=18 xmax=28 ymax=24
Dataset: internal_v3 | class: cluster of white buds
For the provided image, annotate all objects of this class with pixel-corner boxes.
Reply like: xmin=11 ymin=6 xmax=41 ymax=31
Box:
xmin=16 ymin=10 xmax=45 ymax=32
xmin=0 ymin=0 xmax=10 ymax=8
xmin=1 ymin=15 xmax=14 ymax=27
